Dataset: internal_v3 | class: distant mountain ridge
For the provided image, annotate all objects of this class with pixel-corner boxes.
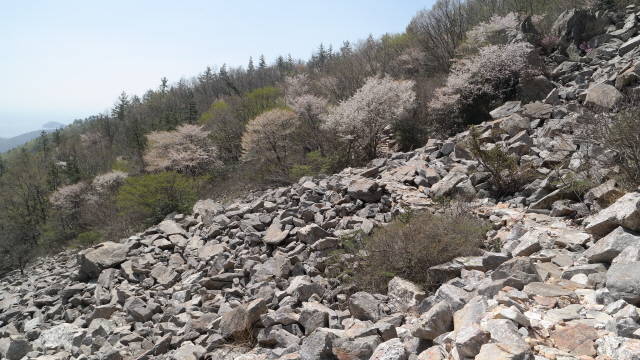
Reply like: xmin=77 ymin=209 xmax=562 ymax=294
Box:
xmin=0 ymin=129 xmax=54 ymax=153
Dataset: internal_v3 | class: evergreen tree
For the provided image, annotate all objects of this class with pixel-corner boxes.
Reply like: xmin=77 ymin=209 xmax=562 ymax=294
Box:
xmin=259 ymin=54 xmax=267 ymax=69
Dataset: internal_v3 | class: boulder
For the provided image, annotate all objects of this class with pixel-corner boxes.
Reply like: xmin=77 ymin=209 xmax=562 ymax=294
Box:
xmin=583 ymin=226 xmax=640 ymax=264
xmin=584 ymin=192 xmax=640 ymax=237
xmin=412 ymin=301 xmax=453 ymax=340
xmin=220 ymin=298 xmax=268 ymax=338
xmin=299 ymin=329 xmax=337 ymax=360
xmin=387 ymin=277 xmax=426 ymax=311
xmin=490 ymin=101 xmax=522 ymax=119
xmin=347 ymin=179 xmax=383 ymax=203
xmin=454 ymin=324 xmax=490 ymax=359
xmin=517 ymin=75 xmax=555 ymax=102
xmin=192 ymin=199 xmax=225 ymax=224
xmin=2 ymin=335 xmax=31 ymax=360
xmin=78 ymin=241 xmax=128 ymax=278
xmin=297 ymin=224 xmax=330 ymax=244
xmin=607 ymin=261 xmax=640 ymax=304
xmin=584 ymin=83 xmax=624 ymax=109
xmin=263 ymin=224 xmax=289 ymax=245
xmin=349 ymin=292 xmax=381 ymax=322
xmin=370 ymin=338 xmax=407 ymax=360
xmin=619 ymin=34 xmax=640 ymax=56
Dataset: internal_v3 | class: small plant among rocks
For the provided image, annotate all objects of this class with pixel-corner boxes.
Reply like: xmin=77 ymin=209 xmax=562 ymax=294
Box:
xmin=338 ymin=208 xmax=488 ymax=294
xmin=467 ymin=125 xmax=538 ymax=197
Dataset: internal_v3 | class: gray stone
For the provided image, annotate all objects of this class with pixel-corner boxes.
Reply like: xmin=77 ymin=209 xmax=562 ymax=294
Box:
xmin=584 ymin=226 xmax=640 ymax=264
xmin=349 ymin=292 xmax=381 ymax=322
xmin=78 ymin=242 xmax=128 ymax=278
xmin=584 ymin=192 xmax=640 ymax=237
xmin=412 ymin=301 xmax=453 ymax=340
xmin=300 ymin=329 xmax=337 ymax=360
xmin=3 ymin=335 xmax=31 ymax=360
xmin=370 ymin=338 xmax=406 ymax=360
xmin=490 ymin=101 xmax=522 ymax=119
xmin=517 ymin=75 xmax=555 ymax=102
xmin=607 ymin=262 xmax=640 ymax=304
xmin=347 ymin=179 xmax=383 ymax=203
xmin=387 ymin=276 xmax=426 ymax=312
xmin=297 ymin=224 xmax=330 ymax=244
xmin=584 ymin=83 xmax=624 ymax=109
xmin=454 ymin=324 xmax=490 ymax=359
xmin=34 ymin=324 xmax=79 ymax=352
xmin=333 ymin=335 xmax=381 ymax=360
xmin=619 ymin=34 xmax=640 ymax=56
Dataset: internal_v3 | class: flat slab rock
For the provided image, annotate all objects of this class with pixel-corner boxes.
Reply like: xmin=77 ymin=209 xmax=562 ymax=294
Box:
xmin=79 ymin=242 xmax=128 ymax=278
xmin=584 ymin=192 xmax=640 ymax=237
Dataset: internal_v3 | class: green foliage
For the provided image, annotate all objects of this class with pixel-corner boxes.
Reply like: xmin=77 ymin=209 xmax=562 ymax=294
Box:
xmin=117 ymin=171 xmax=198 ymax=226
xmin=467 ymin=125 xmax=537 ymax=197
xmin=342 ymin=209 xmax=487 ymax=293
xmin=75 ymin=230 xmax=102 ymax=248
xmin=198 ymin=100 xmax=229 ymax=124
xmin=234 ymin=86 xmax=284 ymax=123
xmin=289 ymin=151 xmax=337 ymax=180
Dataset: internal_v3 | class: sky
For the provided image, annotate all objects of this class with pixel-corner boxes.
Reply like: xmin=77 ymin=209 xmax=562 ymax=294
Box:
xmin=0 ymin=1 xmax=434 ymax=138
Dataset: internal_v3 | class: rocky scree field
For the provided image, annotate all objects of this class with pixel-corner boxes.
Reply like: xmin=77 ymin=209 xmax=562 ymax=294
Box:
xmin=8 ymin=5 xmax=640 ymax=360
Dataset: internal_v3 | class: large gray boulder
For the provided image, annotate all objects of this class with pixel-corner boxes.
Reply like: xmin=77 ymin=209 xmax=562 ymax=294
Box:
xmin=349 ymin=292 xmax=381 ymax=322
xmin=78 ymin=241 xmax=128 ymax=278
xmin=220 ymin=298 xmax=268 ymax=338
xmin=517 ymin=75 xmax=555 ymax=102
xmin=387 ymin=276 xmax=426 ymax=312
xmin=584 ymin=192 xmax=640 ymax=237
xmin=370 ymin=338 xmax=407 ymax=360
xmin=192 ymin=199 xmax=225 ymax=224
xmin=607 ymin=261 xmax=640 ymax=304
xmin=619 ymin=34 xmax=640 ymax=56
xmin=347 ymin=179 xmax=383 ymax=203
xmin=551 ymin=9 xmax=606 ymax=47
xmin=1 ymin=335 xmax=31 ymax=360
xmin=583 ymin=226 xmax=640 ymax=264
xmin=299 ymin=329 xmax=338 ymax=360
xmin=584 ymin=83 xmax=624 ymax=109
xmin=34 ymin=323 xmax=79 ymax=352
xmin=412 ymin=301 xmax=453 ymax=340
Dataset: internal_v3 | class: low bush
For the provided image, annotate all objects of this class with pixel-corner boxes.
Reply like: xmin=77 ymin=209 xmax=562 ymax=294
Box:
xmin=340 ymin=209 xmax=488 ymax=294
xmin=117 ymin=171 xmax=198 ymax=226
xmin=581 ymin=104 xmax=640 ymax=189
xmin=467 ymin=126 xmax=538 ymax=197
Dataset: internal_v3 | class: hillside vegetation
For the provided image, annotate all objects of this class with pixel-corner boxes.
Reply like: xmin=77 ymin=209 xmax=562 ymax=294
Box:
xmin=0 ymin=0 xmax=635 ymax=275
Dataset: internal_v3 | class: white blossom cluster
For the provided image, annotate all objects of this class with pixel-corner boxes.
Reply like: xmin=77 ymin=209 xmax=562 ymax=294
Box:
xmin=466 ymin=12 xmax=520 ymax=46
xmin=144 ymin=124 xmax=221 ymax=174
xmin=241 ymin=109 xmax=300 ymax=165
xmin=322 ymin=76 xmax=415 ymax=156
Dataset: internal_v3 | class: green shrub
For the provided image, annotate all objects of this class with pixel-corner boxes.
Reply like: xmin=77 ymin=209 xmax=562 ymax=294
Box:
xmin=343 ymin=209 xmax=488 ymax=294
xmin=75 ymin=230 xmax=102 ymax=248
xmin=467 ymin=125 xmax=537 ymax=197
xmin=117 ymin=171 xmax=197 ymax=226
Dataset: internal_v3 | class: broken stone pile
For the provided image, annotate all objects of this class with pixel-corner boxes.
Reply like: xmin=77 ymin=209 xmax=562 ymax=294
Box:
xmin=6 ymin=5 xmax=640 ymax=360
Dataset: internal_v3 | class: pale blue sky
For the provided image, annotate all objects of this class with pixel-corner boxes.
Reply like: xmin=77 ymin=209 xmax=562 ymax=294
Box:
xmin=0 ymin=1 xmax=434 ymax=138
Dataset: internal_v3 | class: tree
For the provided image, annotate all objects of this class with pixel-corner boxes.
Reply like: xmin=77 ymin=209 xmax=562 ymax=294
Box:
xmin=144 ymin=124 xmax=220 ymax=175
xmin=406 ymin=0 xmax=470 ymax=72
xmin=248 ymin=56 xmax=255 ymax=73
xmin=199 ymin=101 xmax=244 ymax=164
xmin=259 ymin=55 xmax=267 ymax=69
xmin=322 ymin=76 xmax=415 ymax=160
xmin=241 ymin=109 xmax=300 ymax=169
xmin=112 ymin=91 xmax=129 ymax=121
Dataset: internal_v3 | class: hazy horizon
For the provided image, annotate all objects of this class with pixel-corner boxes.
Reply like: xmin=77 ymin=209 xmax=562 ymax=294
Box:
xmin=0 ymin=0 xmax=434 ymax=138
